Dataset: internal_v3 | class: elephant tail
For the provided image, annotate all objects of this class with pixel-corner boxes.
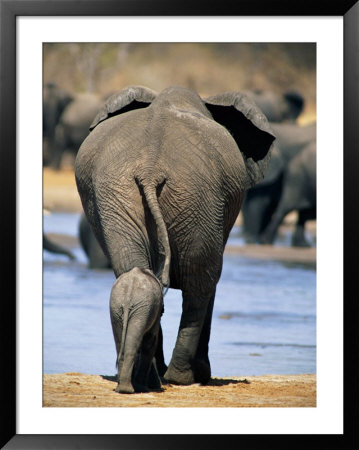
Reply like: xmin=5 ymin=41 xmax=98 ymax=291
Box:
xmin=117 ymin=307 xmax=130 ymax=369
xmin=140 ymin=181 xmax=171 ymax=288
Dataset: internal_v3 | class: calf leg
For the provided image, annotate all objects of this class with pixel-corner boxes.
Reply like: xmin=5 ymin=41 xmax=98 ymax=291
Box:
xmin=134 ymin=323 xmax=161 ymax=392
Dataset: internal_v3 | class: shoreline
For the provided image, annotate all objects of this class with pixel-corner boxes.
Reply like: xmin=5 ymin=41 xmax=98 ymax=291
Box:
xmin=46 ymin=232 xmax=316 ymax=267
xmin=44 ymin=167 xmax=316 ymax=267
xmin=43 ymin=373 xmax=316 ymax=407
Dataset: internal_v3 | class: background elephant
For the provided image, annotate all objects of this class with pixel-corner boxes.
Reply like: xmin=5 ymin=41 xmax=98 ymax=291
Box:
xmin=78 ymin=213 xmax=111 ymax=269
xmin=245 ymin=89 xmax=305 ymax=123
xmin=260 ymin=140 xmax=316 ymax=247
xmin=43 ymin=82 xmax=73 ymax=167
xmin=241 ymin=121 xmax=316 ymax=245
xmin=53 ymin=92 xmax=104 ymax=170
xmin=44 ymin=89 xmax=104 ymax=170
xmin=75 ymin=85 xmax=275 ymax=391
xmin=43 ymin=233 xmax=75 ymax=260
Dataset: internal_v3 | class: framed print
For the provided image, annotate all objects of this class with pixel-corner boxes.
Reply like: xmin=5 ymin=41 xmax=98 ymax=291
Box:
xmin=1 ymin=0 xmax=357 ymax=448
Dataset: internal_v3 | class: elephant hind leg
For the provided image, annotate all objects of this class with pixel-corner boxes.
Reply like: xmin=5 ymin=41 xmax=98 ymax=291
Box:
xmin=154 ymin=324 xmax=167 ymax=377
xmin=291 ymin=209 xmax=315 ymax=247
xmin=147 ymin=360 xmax=162 ymax=390
xmin=193 ymin=293 xmax=215 ymax=384
xmin=260 ymin=186 xmax=297 ymax=245
xmin=164 ymin=292 xmax=213 ymax=385
xmin=260 ymin=207 xmax=289 ymax=244
xmin=115 ymin=381 xmax=135 ymax=394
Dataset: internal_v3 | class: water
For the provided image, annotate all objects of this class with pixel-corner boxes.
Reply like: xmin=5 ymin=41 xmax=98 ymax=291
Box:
xmin=43 ymin=213 xmax=316 ymax=377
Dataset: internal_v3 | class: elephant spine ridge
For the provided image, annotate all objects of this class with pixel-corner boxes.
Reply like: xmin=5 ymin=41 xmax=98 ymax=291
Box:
xmin=136 ymin=177 xmax=171 ymax=289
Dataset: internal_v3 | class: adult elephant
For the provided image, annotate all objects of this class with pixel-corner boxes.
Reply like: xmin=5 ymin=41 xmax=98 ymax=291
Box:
xmin=245 ymin=89 xmax=305 ymax=123
xmin=46 ymin=92 xmax=104 ymax=170
xmin=43 ymin=233 xmax=75 ymax=260
xmin=241 ymin=121 xmax=316 ymax=245
xmin=75 ymin=85 xmax=275 ymax=393
xmin=43 ymin=82 xmax=73 ymax=167
xmin=53 ymin=92 xmax=105 ymax=170
xmin=260 ymin=140 xmax=316 ymax=247
xmin=78 ymin=213 xmax=111 ymax=269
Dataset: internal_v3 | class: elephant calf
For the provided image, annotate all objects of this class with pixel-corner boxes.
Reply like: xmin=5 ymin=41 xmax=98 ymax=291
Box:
xmin=110 ymin=268 xmax=163 ymax=394
xmin=75 ymin=85 xmax=275 ymax=392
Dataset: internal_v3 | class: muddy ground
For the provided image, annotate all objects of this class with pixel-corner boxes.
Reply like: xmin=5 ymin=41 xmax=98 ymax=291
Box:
xmin=43 ymin=167 xmax=316 ymax=408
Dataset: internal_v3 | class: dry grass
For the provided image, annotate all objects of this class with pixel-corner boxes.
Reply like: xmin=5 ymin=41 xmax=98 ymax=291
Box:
xmin=43 ymin=43 xmax=316 ymax=123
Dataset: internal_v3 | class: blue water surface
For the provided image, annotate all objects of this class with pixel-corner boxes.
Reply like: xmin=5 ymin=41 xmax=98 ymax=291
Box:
xmin=43 ymin=213 xmax=316 ymax=377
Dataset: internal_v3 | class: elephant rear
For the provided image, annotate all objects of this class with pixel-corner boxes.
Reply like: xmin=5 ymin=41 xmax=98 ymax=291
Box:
xmin=75 ymin=85 xmax=275 ymax=389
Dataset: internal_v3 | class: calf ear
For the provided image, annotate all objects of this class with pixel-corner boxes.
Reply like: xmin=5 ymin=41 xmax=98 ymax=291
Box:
xmin=204 ymin=92 xmax=276 ymax=188
xmin=89 ymin=86 xmax=157 ymax=131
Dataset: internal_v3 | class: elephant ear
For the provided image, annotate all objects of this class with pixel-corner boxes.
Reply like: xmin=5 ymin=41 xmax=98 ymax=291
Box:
xmin=89 ymin=86 xmax=157 ymax=131
xmin=253 ymin=143 xmax=284 ymax=188
xmin=204 ymin=92 xmax=276 ymax=188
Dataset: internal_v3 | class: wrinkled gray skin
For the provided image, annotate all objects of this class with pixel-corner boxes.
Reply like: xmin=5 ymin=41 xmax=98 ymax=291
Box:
xmin=43 ymin=233 xmax=75 ymax=260
xmin=78 ymin=212 xmax=167 ymax=380
xmin=44 ymin=90 xmax=104 ymax=170
xmin=260 ymin=141 xmax=316 ymax=246
xmin=241 ymin=122 xmax=316 ymax=246
xmin=245 ymin=89 xmax=305 ymax=123
xmin=78 ymin=212 xmax=168 ymax=378
xmin=43 ymin=82 xmax=73 ymax=167
xmin=79 ymin=213 xmax=111 ymax=269
xmin=75 ymin=85 xmax=275 ymax=390
xmin=110 ymin=267 xmax=163 ymax=393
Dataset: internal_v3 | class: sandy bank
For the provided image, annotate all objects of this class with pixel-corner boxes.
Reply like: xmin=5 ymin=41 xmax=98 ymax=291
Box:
xmin=43 ymin=167 xmax=82 ymax=213
xmin=225 ymin=243 xmax=316 ymax=265
xmin=43 ymin=373 xmax=316 ymax=408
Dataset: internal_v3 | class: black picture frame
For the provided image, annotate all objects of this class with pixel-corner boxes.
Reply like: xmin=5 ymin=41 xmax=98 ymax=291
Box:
xmin=1 ymin=0 xmax=357 ymax=448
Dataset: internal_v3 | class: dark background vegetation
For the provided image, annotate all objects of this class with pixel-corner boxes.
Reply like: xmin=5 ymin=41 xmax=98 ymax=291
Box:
xmin=43 ymin=43 xmax=316 ymax=124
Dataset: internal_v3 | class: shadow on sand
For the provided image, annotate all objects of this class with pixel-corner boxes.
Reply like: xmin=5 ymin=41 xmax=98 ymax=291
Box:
xmin=207 ymin=377 xmax=250 ymax=386
xmin=101 ymin=374 xmax=250 ymax=387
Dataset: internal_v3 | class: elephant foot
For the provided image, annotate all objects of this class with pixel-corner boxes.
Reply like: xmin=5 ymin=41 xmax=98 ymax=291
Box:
xmin=244 ymin=235 xmax=257 ymax=244
xmin=192 ymin=359 xmax=211 ymax=385
xmin=292 ymin=241 xmax=310 ymax=248
xmin=259 ymin=234 xmax=274 ymax=245
xmin=164 ymin=360 xmax=210 ymax=385
xmin=147 ymin=372 xmax=162 ymax=390
xmin=291 ymin=236 xmax=311 ymax=247
xmin=133 ymin=383 xmax=150 ymax=393
xmin=115 ymin=382 xmax=135 ymax=394
xmin=164 ymin=363 xmax=195 ymax=385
